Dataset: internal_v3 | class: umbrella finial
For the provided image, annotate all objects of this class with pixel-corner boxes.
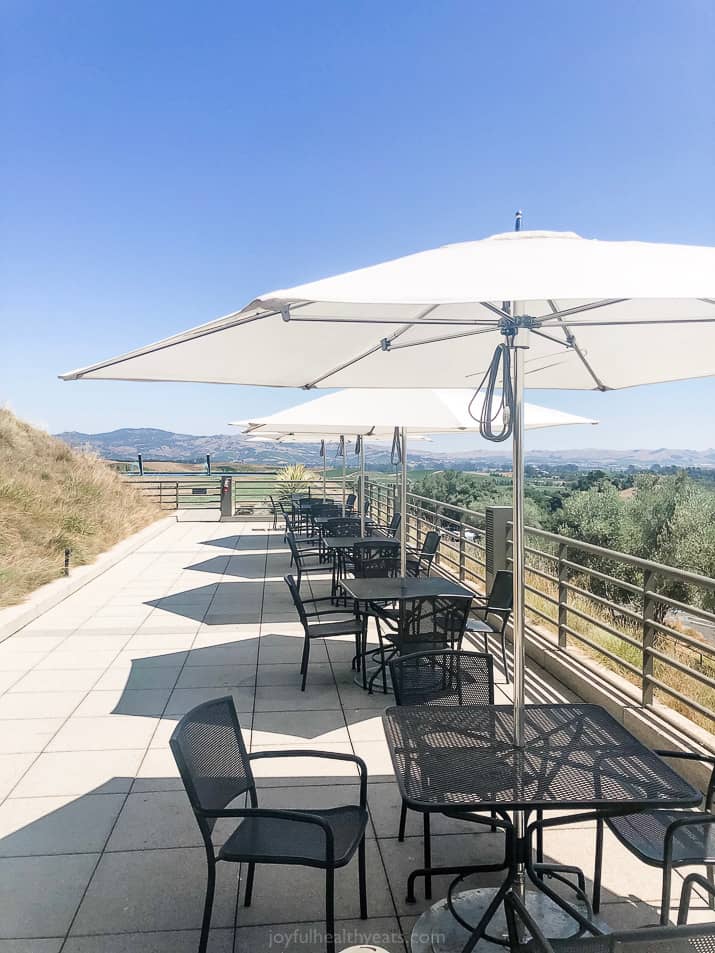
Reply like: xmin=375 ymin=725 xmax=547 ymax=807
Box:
xmin=515 ymin=209 xmax=523 ymax=231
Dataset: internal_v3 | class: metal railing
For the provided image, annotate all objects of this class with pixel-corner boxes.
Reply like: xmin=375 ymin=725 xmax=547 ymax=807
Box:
xmin=124 ymin=475 xmax=355 ymax=515
xmin=365 ymin=479 xmax=715 ymax=738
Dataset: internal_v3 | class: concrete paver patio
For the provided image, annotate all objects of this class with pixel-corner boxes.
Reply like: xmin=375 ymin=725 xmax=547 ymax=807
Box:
xmin=0 ymin=521 xmax=712 ymax=952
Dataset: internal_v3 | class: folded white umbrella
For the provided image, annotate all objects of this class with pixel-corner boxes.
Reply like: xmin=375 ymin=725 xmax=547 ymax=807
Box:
xmin=60 ymin=228 xmax=715 ymax=756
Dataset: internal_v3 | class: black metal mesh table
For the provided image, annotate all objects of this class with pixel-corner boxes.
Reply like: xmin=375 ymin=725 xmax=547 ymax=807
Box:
xmin=342 ymin=577 xmax=474 ymax=691
xmin=383 ymin=704 xmax=701 ymax=951
xmin=343 ymin=576 xmax=473 ymax=602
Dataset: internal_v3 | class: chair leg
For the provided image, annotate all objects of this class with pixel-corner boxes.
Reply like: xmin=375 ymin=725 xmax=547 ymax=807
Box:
xmin=326 ymin=867 xmax=335 ymax=953
xmin=199 ymin=858 xmax=216 ymax=953
xmin=501 ymin=627 xmax=510 ymax=682
xmin=398 ymin=800 xmax=408 ymax=841
xmin=300 ymin=638 xmax=310 ymax=691
xmin=592 ymin=817 xmax=604 ymax=913
xmin=708 ymin=864 xmax=715 ymax=909
xmin=243 ymin=861 xmax=255 ymax=907
xmin=660 ymin=864 xmax=672 ymax=925
xmin=423 ymin=812 xmax=432 ymax=900
xmin=358 ymin=836 xmax=368 ymax=919
xmin=536 ymin=809 xmax=544 ymax=864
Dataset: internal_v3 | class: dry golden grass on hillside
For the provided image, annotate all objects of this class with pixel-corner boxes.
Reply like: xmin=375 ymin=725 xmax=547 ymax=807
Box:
xmin=0 ymin=409 xmax=162 ymax=608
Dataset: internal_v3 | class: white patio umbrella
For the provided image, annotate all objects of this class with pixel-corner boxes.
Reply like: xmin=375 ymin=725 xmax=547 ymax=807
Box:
xmin=233 ymin=387 xmax=597 ymax=563
xmin=60 ymin=228 xmax=715 ymax=752
xmin=243 ymin=423 xmax=435 ymax=532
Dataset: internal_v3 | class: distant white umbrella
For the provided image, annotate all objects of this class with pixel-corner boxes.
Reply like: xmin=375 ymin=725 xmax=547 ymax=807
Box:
xmin=60 ymin=228 xmax=715 ymax=749
xmin=234 ymin=387 xmax=597 ymax=548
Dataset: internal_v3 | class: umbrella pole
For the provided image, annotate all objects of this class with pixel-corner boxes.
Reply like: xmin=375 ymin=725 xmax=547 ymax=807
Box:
xmin=342 ymin=437 xmax=346 ymax=516
xmin=360 ymin=439 xmax=366 ymax=536
xmin=322 ymin=441 xmax=326 ymax=502
xmin=400 ymin=428 xmax=407 ymax=577
xmin=511 ymin=315 xmax=528 ymax=905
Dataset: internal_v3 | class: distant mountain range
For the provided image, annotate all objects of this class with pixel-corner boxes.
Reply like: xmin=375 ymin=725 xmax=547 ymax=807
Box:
xmin=54 ymin=427 xmax=715 ymax=471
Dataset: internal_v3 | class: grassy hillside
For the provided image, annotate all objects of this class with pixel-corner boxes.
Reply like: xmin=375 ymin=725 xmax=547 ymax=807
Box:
xmin=0 ymin=409 xmax=162 ymax=608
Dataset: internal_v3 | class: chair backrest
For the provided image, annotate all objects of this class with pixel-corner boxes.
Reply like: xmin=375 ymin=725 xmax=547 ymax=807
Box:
xmin=170 ymin=696 xmax=255 ymax=836
xmin=324 ymin=516 xmax=361 ymax=537
xmin=286 ymin=531 xmax=307 ymax=568
xmin=487 ymin=570 xmax=514 ymax=612
xmin=352 ymin=540 xmax=400 ymax=578
xmin=393 ymin=594 xmax=472 ymax=654
xmin=421 ymin=530 xmax=440 ymax=558
xmin=311 ymin=501 xmax=341 ymax=519
xmin=388 ymin=512 xmax=401 ymax=537
xmin=345 ymin=492 xmax=357 ymax=513
xmin=284 ymin=573 xmax=309 ymax=629
xmin=390 ymin=649 xmax=494 ymax=707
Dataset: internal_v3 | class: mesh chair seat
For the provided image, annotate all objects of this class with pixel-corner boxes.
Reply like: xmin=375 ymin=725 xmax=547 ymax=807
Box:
xmin=220 ymin=805 xmax=368 ymax=868
xmin=607 ymin=810 xmax=715 ymax=865
xmin=523 ymin=924 xmax=715 ymax=952
xmin=307 ymin=619 xmax=363 ymax=639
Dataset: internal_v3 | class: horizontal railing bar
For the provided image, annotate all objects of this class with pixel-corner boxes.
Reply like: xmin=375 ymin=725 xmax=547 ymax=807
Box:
xmin=525 ymin=544 xmax=560 ymax=563
xmin=648 ymin=618 xmax=715 ymax=657
xmin=644 ymin=591 xmax=715 ymax=626
xmin=564 ymin=603 xmax=644 ymax=650
xmin=644 ymin=647 xmax=715 ymax=691
xmin=561 ymin=624 xmax=643 ymax=677
xmin=560 ymin=559 xmax=643 ymax=596
xmin=562 ymin=581 xmax=642 ymax=624
xmin=644 ymin=677 xmax=715 ymax=724
xmin=517 ymin=522 xmax=715 ymax=590
xmin=523 ymin=601 xmax=559 ymax=627
xmin=525 ymin=564 xmax=557 ymax=585
xmin=524 ymin=582 xmax=559 ymax=607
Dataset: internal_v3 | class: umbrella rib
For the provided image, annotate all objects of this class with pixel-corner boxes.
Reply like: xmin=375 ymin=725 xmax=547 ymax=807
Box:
xmin=301 ymin=305 xmax=441 ymax=388
xmin=382 ymin=326 xmax=499 ymax=351
xmin=538 ymin=299 xmax=629 ymax=324
xmin=545 ymin=300 xmax=609 ymax=391
xmin=554 ymin=316 xmax=715 ymax=327
xmin=59 ymin=304 xmax=313 ymax=380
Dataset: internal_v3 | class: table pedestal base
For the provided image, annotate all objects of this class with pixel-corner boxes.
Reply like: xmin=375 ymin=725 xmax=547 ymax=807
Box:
xmin=410 ymin=886 xmax=606 ymax=952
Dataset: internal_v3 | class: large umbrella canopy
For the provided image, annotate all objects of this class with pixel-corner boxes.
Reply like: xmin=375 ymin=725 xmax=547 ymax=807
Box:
xmin=233 ymin=388 xmax=597 ymax=435
xmin=60 ymin=229 xmax=715 ymax=760
xmin=61 ymin=230 xmax=715 ymax=390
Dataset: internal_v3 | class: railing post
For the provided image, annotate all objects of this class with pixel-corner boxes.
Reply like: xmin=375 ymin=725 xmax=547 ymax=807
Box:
xmin=642 ymin=569 xmax=656 ymax=706
xmin=557 ymin=542 xmax=568 ymax=649
xmin=175 ymin=482 xmax=179 ymax=509
xmin=159 ymin=482 xmax=163 ymax=506
xmin=459 ymin=520 xmax=466 ymax=582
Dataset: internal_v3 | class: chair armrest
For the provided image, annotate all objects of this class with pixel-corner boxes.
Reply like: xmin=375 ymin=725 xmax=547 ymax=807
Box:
xmin=664 ymin=812 xmax=715 ymax=865
xmin=654 ymin=750 xmax=715 ymax=764
xmin=249 ymin=749 xmax=368 ymax=806
xmin=678 ymin=871 xmax=715 ymax=924
xmin=303 ymin=609 xmax=359 ymax=619
xmin=199 ymin=806 xmax=335 ymax=861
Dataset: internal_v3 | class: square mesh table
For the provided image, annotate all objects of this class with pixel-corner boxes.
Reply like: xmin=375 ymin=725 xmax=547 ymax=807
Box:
xmin=383 ymin=704 xmax=700 ymax=950
xmin=343 ymin=576 xmax=474 ymax=690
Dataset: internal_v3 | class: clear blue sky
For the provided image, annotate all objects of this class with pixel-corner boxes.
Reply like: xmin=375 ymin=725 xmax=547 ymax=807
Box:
xmin=2 ymin=0 xmax=714 ymax=453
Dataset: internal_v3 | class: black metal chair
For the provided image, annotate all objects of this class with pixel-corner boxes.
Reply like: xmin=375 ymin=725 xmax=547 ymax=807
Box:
xmin=268 ymin=494 xmax=279 ymax=531
xmin=284 ymin=574 xmax=364 ymax=690
xmin=593 ymin=749 xmax=715 ymax=924
xmin=344 ymin=492 xmax=357 ymax=515
xmin=370 ymin=593 xmax=472 ymax=694
xmin=385 ymin=511 xmax=401 ymax=537
xmin=465 ymin=569 xmax=514 ymax=681
xmin=389 ymin=649 xmax=501 ymax=900
xmin=324 ymin=516 xmax=362 ymax=537
xmin=286 ymin=531 xmax=324 ymax=591
xmin=170 ymin=696 xmax=368 ymax=953
xmin=406 ymin=530 xmax=440 ymax=576
xmin=505 ymin=873 xmax=715 ymax=951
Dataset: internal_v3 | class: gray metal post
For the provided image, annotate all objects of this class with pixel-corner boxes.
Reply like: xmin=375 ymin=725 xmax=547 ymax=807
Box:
xmin=341 ymin=436 xmax=346 ymax=516
xmin=642 ymin=569 xmax=656 ymax=705
xmin=511 ymin=311 xmax=528 ymax=903
xmin=206 ymin=454 xmax=211 ymax=475
xmin=322 ymin=441 xmax=327 ymax=502
xmin=558 ymin=542 xmax=568 ymax=649
xmin=400 ymin=428 xmax=407 ymax=577
xmin=359 ymin=438 xmax=366 ymax=536
xmin=137 ymin=453 xmax=144 ymax=477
